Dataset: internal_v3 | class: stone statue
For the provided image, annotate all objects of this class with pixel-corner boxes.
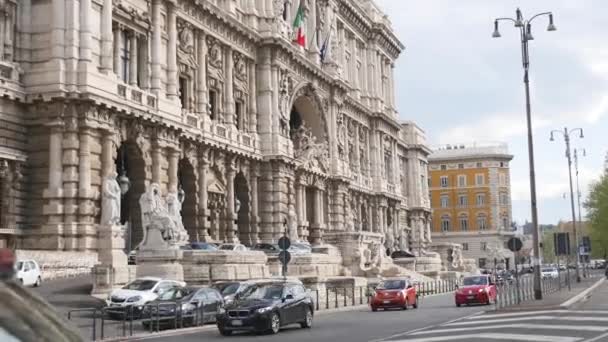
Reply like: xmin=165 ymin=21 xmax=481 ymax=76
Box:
xmin=166 ymin=191 xmax=189 ymax=245
xmin=100 ymin=171 xmax=121 ymax=226
xmin=139 ymin=183 xmax=179 ymax=248
xmin=234 ymin=197 xmax=241 ymax=214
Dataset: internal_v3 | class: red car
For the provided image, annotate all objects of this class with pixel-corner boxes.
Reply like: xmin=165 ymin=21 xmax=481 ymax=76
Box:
xmin=455 ymin=275 xmax=497 ymax=307
xmin=370 ymin=278 xmax=418 ymax=311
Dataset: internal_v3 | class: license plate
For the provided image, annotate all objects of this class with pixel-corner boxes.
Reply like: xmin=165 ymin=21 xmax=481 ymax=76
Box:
xmin=467 ymin=295 xmax=475 ymax=299
xmin=383 ymin=300 xmax=391 ymax=304
xmin=110 ymin=303 xmax=121 ymax=307
xmin=231 ymin=320 xmax=243 ymax=326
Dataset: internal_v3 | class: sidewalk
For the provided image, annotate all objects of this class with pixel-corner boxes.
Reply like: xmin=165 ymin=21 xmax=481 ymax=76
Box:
xmin=572 ymin=277 xmax=608 ymax=310
xmin=495 ymin=272 xmax=604 ymax=312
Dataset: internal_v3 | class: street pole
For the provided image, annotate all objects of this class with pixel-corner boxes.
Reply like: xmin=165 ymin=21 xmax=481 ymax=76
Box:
xmin=493 ymin=8 xmax=556 ymax=300
xmin=564 ymin=130 xmax=581 ymax=283
xmin=574 ymin=149 xmax=587 ymax=277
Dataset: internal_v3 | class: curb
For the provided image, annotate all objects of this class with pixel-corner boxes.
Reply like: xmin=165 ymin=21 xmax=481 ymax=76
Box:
xmin=560 ymin=277 xmax=605 ymax=308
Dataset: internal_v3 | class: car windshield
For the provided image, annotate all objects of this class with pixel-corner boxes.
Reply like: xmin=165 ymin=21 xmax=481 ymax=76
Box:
xmin=463 ymin=276 xmax=489 ymax=286
xmin=157 ymin=287 xmax=188 ymax=300
xmin=216 ymin=283 xmax=240 ymax=295
xmin=219 ymin=245 xmax=234 ymax=250
xmin=241 ymin=284 xmax=284 ymax=300
xmin=542 ymin=268 xmax=556 ymax=272
xmin=15 ymin=261 xmax=23 ymax=270
xmin=192 ymin=243 xmax=215 ymax=250
xmin=377 ymin=280 xmax=406 ymax=290
xmin=122 ymin=279 xmax=158 ymax=291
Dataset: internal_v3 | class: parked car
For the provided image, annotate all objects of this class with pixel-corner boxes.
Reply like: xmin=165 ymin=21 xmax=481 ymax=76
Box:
xmin=496 ymin=271 xmax=514 ymax=284
xmin=541 ymin=267 xmax=559 ymax=279
xmin=455 ymin=275 xmax=497 ymax=307
xmin=216 ymin=280 xmax=313 ymax=335
xmin=370 ymin=278 xmax=418 ymax=311
xmin=142 ymin=286 xmax=224 ymax=329
xmin=14 ymin=260 xmax=42 ymax=287
xmin=218 ymin=243 xmax=248 ymax=252
xmin=288 ymin=243 xmax=312 ymax=255
xmin=212 ymin=280 xmax=259 ymax=305
xmin=106 ymin=277 xmax=186 ymax=318
xmin=251 ymin=243 xmax=280 ymax=254
xmin=190 ymin=242 xmax=219 ymax=251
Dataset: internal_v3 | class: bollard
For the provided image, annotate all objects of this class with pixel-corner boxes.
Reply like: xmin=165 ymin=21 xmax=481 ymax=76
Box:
xmin=359 ymin=287 xmax=363 ymax=305
xmin=316 ymin=289 xmax=320 ymax=310
xmin=335 ymin=288 xmax=338 ymax=308
xmin=343 ymin=288 xmax=347 ymax=307
xmin=100 ymin=308 xmax=105 ymax=340
xmin=92 ymin=309 xmax=97 ymax=341
xmin=326 ymin=288 xmax=329 ymax=309
xmin=352 ymin=286 xmax=356 ymax=306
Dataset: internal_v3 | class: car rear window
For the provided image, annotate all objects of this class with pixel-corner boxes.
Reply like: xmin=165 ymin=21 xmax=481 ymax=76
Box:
xmin=377 ymin=280 xmax=406 ymax=290
xmin=122 ymin=279 xmax=157 ymax=291
xmin=463 ymin=276 xmax=489 ymax=286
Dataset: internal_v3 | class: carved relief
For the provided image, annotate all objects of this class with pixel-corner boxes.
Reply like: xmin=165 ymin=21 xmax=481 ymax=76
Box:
xmin=336 ymin=114 xmax=347 ymax=160
xmin=279 ymin=69 xmax=294 ymax=120
xmin=233 ymin=52 xmax=247 ymax=82
xmin=207 ymin=37 xmax=223 ymax=69
xmin=292 ymin=125 xmax=329 ymax=174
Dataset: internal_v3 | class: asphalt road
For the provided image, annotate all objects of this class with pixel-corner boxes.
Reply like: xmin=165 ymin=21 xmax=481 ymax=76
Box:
xmin=142 ymin=292 xmax=484 ymax=342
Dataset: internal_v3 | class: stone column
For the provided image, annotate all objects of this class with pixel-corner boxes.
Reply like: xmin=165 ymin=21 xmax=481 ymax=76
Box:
xmin=249 ymin=62 xmax=257 ymax=132
xmin=0 ymin=11 xmax=5 ymax=61
xmin=361 ymin=44 xmax=368 ymax=99
xmin=101 ymin=132 xmax=115 ymax=178
xmin=196 ymin=31 xmax=208 ymax=115
xmin=225 ymin=159 xmax=237 ymax=242
xmin=224 ymin=46 xmax=234 ymax=124
xmin=152 ymin=144 xmax=162 ymax=184
xmin=166 ymin=2 xmax=178 ymax=99
xmin=47 ymin=124 xmax=64 ymax=194
xmin=138 ymin=34 xmax=150 ymax=90
xmin=150 ymin=0 xmax=162 ymax=93
xmin=129 ymin=33 xmax=138 ymax=86
xmin=310 ymin=187 xmax=325 ymax=245
xmin=100 ymin=0 xmax=113 ymax=72
xmin=113 ymin=27 xmax=122 ymax=78
xmin=167 ymin=148 xmax=179 ymax=193
xmin=197 ymin=154 xmax=210 ymax=241
xmin=78 ymin=129 xmax=92 ymax=196
xmin=249 ymin=164 xmax=260 ymax=244
xmin=78 ymin=0 xmax=92 ymax=65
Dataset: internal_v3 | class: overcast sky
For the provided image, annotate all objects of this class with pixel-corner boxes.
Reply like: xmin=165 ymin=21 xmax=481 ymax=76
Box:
xmin=375 ymin=0 xmax=608 ymax=225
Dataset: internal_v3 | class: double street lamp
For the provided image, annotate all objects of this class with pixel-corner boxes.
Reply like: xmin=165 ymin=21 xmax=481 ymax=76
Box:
xmin=492 ymin=8 xmax=556 ymax=300
xmin=550 ymin=128 xmax=584 ymax=282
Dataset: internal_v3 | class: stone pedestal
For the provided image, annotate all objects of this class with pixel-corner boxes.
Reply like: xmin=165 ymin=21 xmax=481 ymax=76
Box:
xmin=267 ymin=253 xmax=343 ymax=278
xmin=182 ymin=250 xmax=269 ymax=284
xmin=136 ymin=248 xmax=184 ymax=281
xmin=415 ymin=256 xmax=443 ymax=273
xmin=91 ymin=224 xmax=129 ymax=295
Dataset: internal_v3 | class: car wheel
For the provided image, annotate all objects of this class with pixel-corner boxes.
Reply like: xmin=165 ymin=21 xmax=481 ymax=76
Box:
xmin=412 ymin=297 xmax=418 ymax=309
xmin=269 ymin=312 xmax=281 ymax=334
xmin=371 ymin=307 xmax=378 ymax=312
xmin=219 ymin=327 xmax=232 ymax=336
xmin=456 ymin=303 xmax=461 ymax=307
xmin=300 ymin=307 xmax=313 ymax=329
xmin=35 ymin=276 xmax=42 ymax=287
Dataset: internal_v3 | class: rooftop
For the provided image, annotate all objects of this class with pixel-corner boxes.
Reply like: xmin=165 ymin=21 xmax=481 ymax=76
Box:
xmin=429 ymin=142 xmax=513 ymax=162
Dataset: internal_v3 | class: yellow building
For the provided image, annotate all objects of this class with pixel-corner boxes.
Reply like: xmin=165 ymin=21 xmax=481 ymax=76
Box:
xmin=428 ymin=143 xmax=515 ymax=270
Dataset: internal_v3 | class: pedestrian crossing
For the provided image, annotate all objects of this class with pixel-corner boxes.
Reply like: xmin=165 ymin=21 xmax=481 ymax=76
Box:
xmin=386 ymin=309 xmax=608 ymax=342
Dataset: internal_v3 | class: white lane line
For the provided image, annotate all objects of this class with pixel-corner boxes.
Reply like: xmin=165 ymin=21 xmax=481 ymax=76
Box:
xmin=392 ymin=333 xmax=582 ymax=342
xmin=582 ymin=331 xmax=608 ymax=342
xmin=444 ymin=315 xmax=608 ymax=326
xmin=467 ymin=310 xmax=569 ymax=319
xmin=410 ymin=323 xmax=608 ymax=335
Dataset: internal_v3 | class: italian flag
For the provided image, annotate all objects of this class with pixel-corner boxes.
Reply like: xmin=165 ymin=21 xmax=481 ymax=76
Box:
xmin=293 ymin=2 xmax=306 ymax=47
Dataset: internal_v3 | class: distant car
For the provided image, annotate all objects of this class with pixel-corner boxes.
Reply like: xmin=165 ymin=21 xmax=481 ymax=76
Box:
xmin=106 ymin=277 xmax=186 ymax=318
xmin=391 ymin=250 xmax=416 ymax=259
xmin=251 ymin=243 xmax=280 ymax=254
xmin=455 ymin=275 xmax=497 ymax=307
xmin=541 ymin=267 xmax=559 ymax=279
xmin=370 ymin=278 xmax=418 ymax=311
xmin=14 ymin=260 xmax=42 ymax=287
xmin=288 ymin=243 xmax=312 ymax=255
xmin=496 ymin=271 xmax=514 ymax=284
xmin=218 ymin=243 xmax=248 ymax=252
xmin=190 ymin=242 xmax=219 ymax=251
xmin=216 ymin=280 xmax=313 ymax=335
xmin=142 ymin=286 xmax=224 ymax=329
xmin=559 ymin=264 xmax=567 ymax=271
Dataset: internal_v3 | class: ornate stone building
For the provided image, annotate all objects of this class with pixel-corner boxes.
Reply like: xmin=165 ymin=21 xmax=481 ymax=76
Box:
xmin=0 ymin=0 xmax=432 ymax=276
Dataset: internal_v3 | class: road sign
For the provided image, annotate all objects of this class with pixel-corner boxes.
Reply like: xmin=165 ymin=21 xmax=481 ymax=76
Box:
xmin=278 ymin=236 xmax=291 ymax=250
xmin=278 ymin=250 xmax=291 ymax=265
xmin=554 ymin=232 xmax=570 ymax=256
xmin=507 ymin=237 xmax=523 ymax=252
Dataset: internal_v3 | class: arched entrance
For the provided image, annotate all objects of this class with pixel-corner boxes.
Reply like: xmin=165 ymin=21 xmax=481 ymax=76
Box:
xmin=115 ymin=143 xmax=147 ymax=252
xmin=178 ymin=158 xmax=198 ymax=241
xmin=234 ymin=172 xmax=250 ymax=245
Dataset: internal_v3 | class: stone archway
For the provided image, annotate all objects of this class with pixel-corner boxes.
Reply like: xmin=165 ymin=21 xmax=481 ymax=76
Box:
xmin=179 ymin=158 xmax=198 ymax=241
xmin=288 ymin=84 xmax=327 ymax=142
xmin=234 ymin=172 xmax=251 ymax=245
xmin=115 ymin=142 xmax=147 ymax=251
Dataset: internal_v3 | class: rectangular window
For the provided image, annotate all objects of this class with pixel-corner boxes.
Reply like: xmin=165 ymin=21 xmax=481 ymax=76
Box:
xmin=440 ymin=195 xmax=449 ymax=208
xmin=460 ymin=217 xmax=468 ymax=231
xmin=476 ymin=162 xmax=483 ymax=168
xmin=458 ymin=175 xmax=466 ymax=187
xmin=209 ymin=90 xmax=217 ymax=120
xmin=476 ymin=174 xmax=484 ymax=186
xmin=478 ymin=216 xmax=487 ymax=230
xmin=476 ymin=193 xmax=485 ymax=206
xmin=119 ymin=30 xmax=130 ymax=83
xmin=499 ymin=193 xmax=509 ymax=206
xmin=235 ymin=101 xmax=243 ymax=130
xmin=462 ymin=243 xmax=469 ymax=251
xmin=503 ymin=217 xmax=510 ymax=230
xmin=441 ymin=218 xmax=450 ymax=232
xmin=499 ymin=173 xmax=507 ymax=186
xmin=458 ymin=163 xmax=464 ymax=169
xmin=481 ymin=242 xmax=487 ymax=251
xmin=441 ymin=164 xmax=447 ymax=170
xmin=179 ymin=77 xmax=188 ymax=108
xmin=458 ymin=194 xmax=467 ymax=207
xmin=440 ymin=176 xmax=448 ymax=188
xmin=478 ymin=258 xmax=487 ymax=268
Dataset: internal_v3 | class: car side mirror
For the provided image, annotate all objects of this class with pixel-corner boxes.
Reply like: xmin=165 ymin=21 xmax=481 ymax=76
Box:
xmin=407 ymin=285 xmax=413 ymax=289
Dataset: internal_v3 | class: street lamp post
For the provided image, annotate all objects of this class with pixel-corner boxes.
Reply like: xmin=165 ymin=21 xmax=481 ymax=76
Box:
xmin=550 ymin=128 xmax=584 ymax=282
xmin=492 ymin=8 xmax=556 ymax=300
xmin=574 ymin=148 xmax=587 ymax=277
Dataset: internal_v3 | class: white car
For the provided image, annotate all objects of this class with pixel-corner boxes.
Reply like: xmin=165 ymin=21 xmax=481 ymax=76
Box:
xmin=15 ymin=260 xmax=42 ymax=287
xmin=218 ymin=243 xmax=248 ymax=252
xmin=541 ymin=267 xmax=559 ymax=279
xmin=106 ymin=277 xmax=185 ymax=315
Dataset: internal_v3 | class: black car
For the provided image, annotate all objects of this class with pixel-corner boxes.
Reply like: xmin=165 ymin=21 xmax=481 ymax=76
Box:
xmin=142 ymin=286 xmax=224 ymax=329
xmin=251 ymin=243 xmax=280 ymax=254
xmin=216 ymin=280 xmax=313 ymax=335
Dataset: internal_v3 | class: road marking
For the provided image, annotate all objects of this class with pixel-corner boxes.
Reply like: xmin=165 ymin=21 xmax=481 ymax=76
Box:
xmin=444 ymin=315 xmax=608 ymax=326
xmin=410 ymin=323 xmax=608 ymax=335
xmin=582 ymin=331 xmax=608 ymax=342
xmin=392 ymin=333 xmax=582 ymax=342
xmin=467 ymin=310 xmax=570 ymax=319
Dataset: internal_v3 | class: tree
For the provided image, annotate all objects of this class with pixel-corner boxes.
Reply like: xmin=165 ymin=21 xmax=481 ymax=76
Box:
xmin=586 ymin=154 xmax=608 ymax=259
xmin=542 ymin=230 xmax=556 ymax=264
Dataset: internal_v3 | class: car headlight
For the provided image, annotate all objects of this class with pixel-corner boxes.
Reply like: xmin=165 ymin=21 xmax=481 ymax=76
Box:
xmin=127 ymin=296 xmax=142 ymax=303
xmin=218 ymin=307 xmax=226 ymax=315
xmin=256 ymin=306 xmax=273 ymax=314
xmin=181 ymin=303 xmax=195 ymax=311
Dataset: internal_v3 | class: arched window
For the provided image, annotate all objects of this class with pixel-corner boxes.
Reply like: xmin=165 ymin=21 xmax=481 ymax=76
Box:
xmin=441 ymin=215 xmax=451 ymax=232
xmin=459 ymin=214 xmax=468 ymax=231
xmin=477 ymin=214 xmax=487 ymax=231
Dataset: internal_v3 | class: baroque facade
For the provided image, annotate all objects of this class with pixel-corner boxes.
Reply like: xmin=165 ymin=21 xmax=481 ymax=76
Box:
xmin=428 ymin=143 xmax=515 ymax=270
xmin=0 ymin=0 xmax=432 ymax=272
